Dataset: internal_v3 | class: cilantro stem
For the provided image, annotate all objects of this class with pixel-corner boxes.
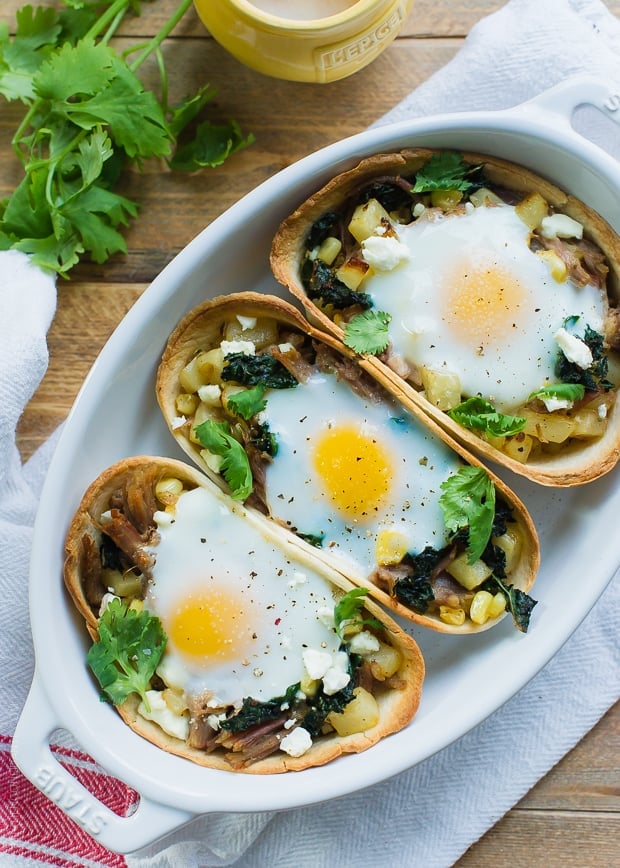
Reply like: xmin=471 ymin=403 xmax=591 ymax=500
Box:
xmin=127 ymin=0 xmax=194 ymax=72
xmin=84 ymin=0 xmax=131 ymax=42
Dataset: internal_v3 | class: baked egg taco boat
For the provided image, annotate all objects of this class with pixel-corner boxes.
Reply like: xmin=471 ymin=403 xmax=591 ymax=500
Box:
xmin=270 ymin=148 xmax=620 ymax=486
xmin=156 ymin=292 xmax=539 ymax=635
xmin=64 ymin=455 xmax=424 ymax=774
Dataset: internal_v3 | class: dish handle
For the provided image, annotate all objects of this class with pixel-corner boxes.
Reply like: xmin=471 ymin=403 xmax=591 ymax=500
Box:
xmin=11 ymin=671 xmax=194 ymax=854
xmin=512 ymin=74 xmax=620 ymax=135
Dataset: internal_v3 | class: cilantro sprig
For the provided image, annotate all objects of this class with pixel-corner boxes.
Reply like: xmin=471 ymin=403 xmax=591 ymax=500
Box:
xmin=343 ymin=310 xmax=392 ymax=355
xmin=87 ymin=598 xmax=166 ymax=711
xmin=226 ymin=385 xmax=267 ymax=420
xmin=0 ymin=0 xmax=253 ymax=276
xmin=439 ymin=466 xmax=496 ymax=563
xmin=412 ymin=152 xmax=480 ymax=194
xmin=194 ymin=419 xmax=253 ymax=500
xmin=448 ymin=397 xmax=526 ymax=438
xmin=528 ymin=383 xmax=585 ymax=404
xmin=333 ymin=587 xmax=381 ymax=641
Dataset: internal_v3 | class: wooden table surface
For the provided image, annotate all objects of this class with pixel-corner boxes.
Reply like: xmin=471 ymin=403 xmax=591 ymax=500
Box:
xmin=3 ymin=0 xmax=619 ymax=863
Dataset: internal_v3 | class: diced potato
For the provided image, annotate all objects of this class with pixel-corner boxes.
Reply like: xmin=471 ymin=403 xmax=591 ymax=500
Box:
xmin=469 ymin=590 xmax=495 ymax=625
xmin=502 ymin=431 xmax=534 ymax=463
xmin=199 ymin=449 xmax=223 ymax=474
xmin=155 ymin=476 xmax=184 ymax=506
xmin=447 ymin=552 xmax=493 ymax=590
xmin=317 ymin=236 xmax=342 ymax=265
xmin=223 ymin=316 xmax=279 ymax=350
xmin=368 ymin=641 xmax=402 ymax=681
xmin=348 ymin=199 xmax=391 ymax=243
xmin=375 ymin=529 xmax=409 ymax=566
xmin=221 ymin=383 xmax=245 ymax=411
xmin=522 ymin=410 xmax=575 ymax=443
xmin=537 ymin=249 xmax=568 ymax=282
xmin=101 ymin=567 xmax=143 ymax=598
xmin=469 ymin=187 xmax=505 ymax=207
xmin=189 ymin=401 xmax=216 ymax=443
xmin=326 ymin=687 xmax=380 ymax=736
xmin=515 ymin=191 xmax=549 ymax=230
xmin=179 ymin=348 xmax=224 ymax=392
xmin=175 ymin=392 xmax=199 ymax=416
xmin=492 ymin=526 xmax=523 ymax=573
xmin=571 ymin=408 xmax=607 ymax=439
xmin=420 ymin=366 xmax=462 ymax=410
xmin=335 ymin=256 xmax=369 ymax=290
xmin=439 ymin=606 xmax=466 ymax=626
xmin=430 ymin=189 xmax=463 ymax=211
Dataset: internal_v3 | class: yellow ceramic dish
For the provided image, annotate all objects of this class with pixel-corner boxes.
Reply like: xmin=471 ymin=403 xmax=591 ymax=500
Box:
xmin=193 ymin=0 xmax=414 ymax=83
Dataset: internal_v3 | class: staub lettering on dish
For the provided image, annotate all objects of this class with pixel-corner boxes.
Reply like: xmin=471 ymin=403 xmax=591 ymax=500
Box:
xmin=603 ymin=92 xmax=620 ymax=112
xmin=34 ymin=765 xmax=108 ymax=836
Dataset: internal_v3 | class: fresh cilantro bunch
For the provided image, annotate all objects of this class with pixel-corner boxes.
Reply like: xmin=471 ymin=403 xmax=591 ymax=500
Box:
xmin=87 ymin=597 xmax=166 ymax=711
xmin=0 ymin=0 xmax=253 ymax=276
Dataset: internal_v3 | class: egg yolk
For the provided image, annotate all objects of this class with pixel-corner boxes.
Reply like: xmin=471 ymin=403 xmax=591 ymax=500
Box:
xmin=444 ymin=258 xmax=533 ymax=347
xmin=312 ymin=424 xmax=392 ymax=522
xmin=167 ymin=587 xmax=253 ymax=664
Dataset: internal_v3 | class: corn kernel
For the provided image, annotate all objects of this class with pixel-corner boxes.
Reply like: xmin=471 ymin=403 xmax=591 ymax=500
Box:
xmin=175 ymin=392 xmax=199 ymax=416
xmin=155 ymin=476 xmax=184 ymax=506
xmin=375 ymin=529 xmax=409 ymax=566
xmin=300 ymin=674 xmax=320 ymax=697
xmin=439 ymin=605 xmax=466 ymax=626
xmin=317 ymin=236 xmax=342 ymax=265
xmin=488 ymin=592 xmax=507 ymax=619
xmin=430 ymin=189 xmax=463 ymax=211
xmin=469 ymin=590 xmax=495 ymax=625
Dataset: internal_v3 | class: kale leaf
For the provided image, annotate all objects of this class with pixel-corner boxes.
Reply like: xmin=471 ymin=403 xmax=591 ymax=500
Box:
xmin=392 ymin=546 xmax=445 ymax=613
xmin=297 ymin=531 xmax=325 ymax=548
xmin=306 ymin=211 xmax=341 ymax=249
xmin=555 ymin=325 xmax=614 ymax=392
xmin=302 ymin=656 xmax=361 ymax=737
xmin=481 ymin=576 xmax=538 ymax=633
xmin=221 ymin=353 xmax=298 ymax=389
xmin=250 ymin=422 xmax=278 ymax=457
xmin=359 ymin=179 xmax=416 ymax=212
xmin=302 ymin=259 xmax=373 ymax=311
xmin=220 ymin=684 xmax=300 ymax=734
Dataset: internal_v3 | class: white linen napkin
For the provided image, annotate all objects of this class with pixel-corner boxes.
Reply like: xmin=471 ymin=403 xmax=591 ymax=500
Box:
xmin=1 ymin=0 xmax=619 ymax=866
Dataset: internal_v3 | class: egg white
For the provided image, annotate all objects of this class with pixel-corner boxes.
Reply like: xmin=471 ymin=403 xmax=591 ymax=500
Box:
xmin=262 ymin=373 xmax=463 ymax=576
xmin=145 ymin=486 xmax=342 ymax=706
xmin=362 ymin=204 xmax=606 ymax=412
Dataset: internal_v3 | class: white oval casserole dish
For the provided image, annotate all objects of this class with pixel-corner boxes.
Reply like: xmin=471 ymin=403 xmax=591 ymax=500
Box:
xmin=11 ymin=75 xmax=620 ymax=854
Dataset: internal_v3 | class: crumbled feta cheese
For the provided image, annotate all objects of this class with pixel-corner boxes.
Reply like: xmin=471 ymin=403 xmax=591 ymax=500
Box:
xmin=302 ymin=648 xmax=333 ymax=680
xmin=287 ymin=571 xmax=307 ymax=589
xmin=322 ymin=650 xmax=351 ymax=696
xmin=171 ymin=415 xmax=186 ymax=430
xmin=278 ymin=342 xmax=294 ymax=353
xmin=153 ymin=509 xmax=175 ymax=527
xmin=540 ymin=213 xmax=584 ymax=240
xmin=197 ymin=384 xmax=221 ymax=404
xmin=280 ymin=726 xmax=312 ymax=757
xmin=138 ymin=691 xmax=189 ymax=741
xmin=236 ymin=315 xmax=257 ymax=330
xmin=412 ymin=202 xmax=426 ymax=218
xmin=207 ymin=712 xmax=226 ymax=731
xmin=540 ymin=395 xmax=573 ymax=412
xmin=283 ymin=717 xmax=296 ymax=730
xmin=554 ymin=327 xmax=593 ymax=369
xmin=598 ymin=403 xmax=608 ymax=419
xmin=220 ymin=339 xmax=255 ymax=357
xmin=347 ymin=630 xmax=381 ymax=656
xmin=316 ymin=605 xmax=335 ymax=628
xmin=99 ymin=592 xmax=120 ymax=617
xmin=361 ymin=234 xmax=409 ymax=271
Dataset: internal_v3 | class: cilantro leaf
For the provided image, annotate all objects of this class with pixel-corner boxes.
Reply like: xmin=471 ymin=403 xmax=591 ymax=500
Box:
xmin=87 ymin=598 xmax=166 ymax=711
xmin=194 ymin=419 xmax=253 ymax=500
xmin=169 ymin=119 xmax=255 ymax=171
xmin=448 ymin=397 xmax=526 ymax=438
xmin=226 ymin=385 xmax=267 ymax=420
xmin=333 ymin=587 xmax=381 ymax=641
xmin=412 ymin=152 xmax=479 ymax=194
xmin=343 ymin=310 xmax=392 ymax=354
xmin=528 ymin=383 xmax=585 ymax=403
xmin=439 ymin=466 xmax=496 ymax=563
